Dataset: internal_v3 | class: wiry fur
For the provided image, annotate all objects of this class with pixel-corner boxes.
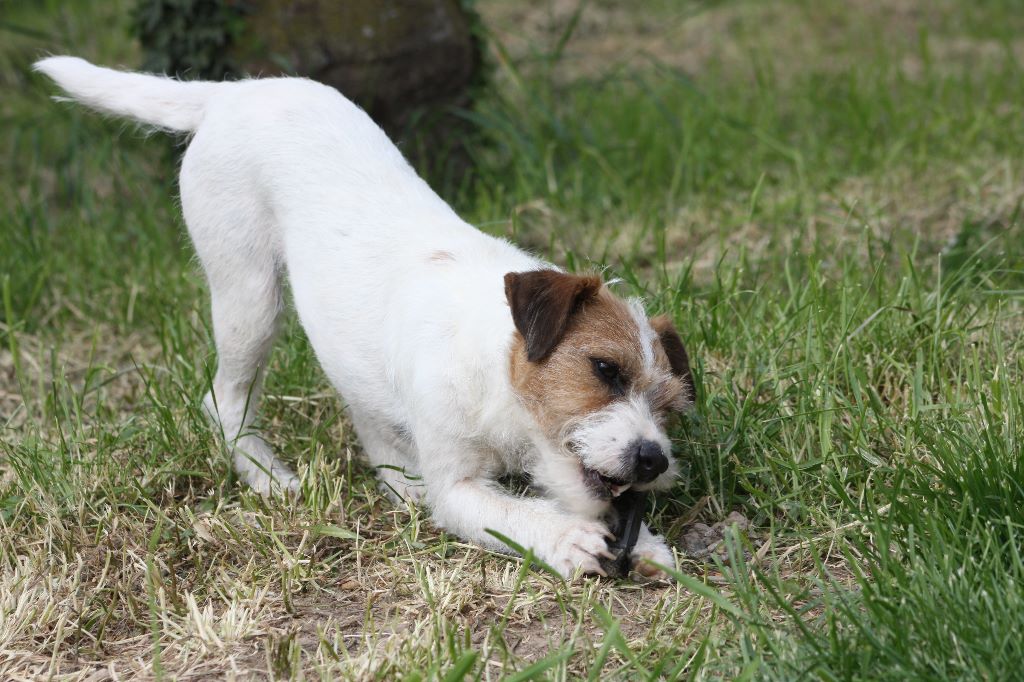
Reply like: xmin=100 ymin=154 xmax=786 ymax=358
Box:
xmin=34 ymin=56 xmax=694 ymax=578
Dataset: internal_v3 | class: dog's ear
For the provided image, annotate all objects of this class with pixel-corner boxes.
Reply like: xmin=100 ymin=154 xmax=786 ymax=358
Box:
xmin=504 ymin=270 xmax=603 ymax=362
xmin=650 ymin=315 xmax=695 ymax=404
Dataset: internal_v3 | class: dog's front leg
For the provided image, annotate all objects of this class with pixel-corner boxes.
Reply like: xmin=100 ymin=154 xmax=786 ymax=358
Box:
xmin=426 ymin=478 xmax=616 ymax=578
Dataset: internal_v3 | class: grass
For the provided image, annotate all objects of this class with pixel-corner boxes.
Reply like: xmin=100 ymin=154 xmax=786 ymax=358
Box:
xmin=2 ymin=0 xmax=1023 ymax=678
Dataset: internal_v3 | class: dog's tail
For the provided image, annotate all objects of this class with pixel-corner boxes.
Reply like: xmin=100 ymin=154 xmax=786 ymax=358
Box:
xmin=33 ymin=56 xmax=224 ymax=133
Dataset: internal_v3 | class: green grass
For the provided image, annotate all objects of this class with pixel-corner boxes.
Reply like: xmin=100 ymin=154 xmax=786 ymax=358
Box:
xmin=2 ymin=0 xmax=1024 ymax=678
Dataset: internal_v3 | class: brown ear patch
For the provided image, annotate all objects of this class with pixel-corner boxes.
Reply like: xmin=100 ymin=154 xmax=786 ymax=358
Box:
xmin=504 ymin=270 xmax=603 ymax=362
xmin=651 ymin=315 xmax=695 ymax=403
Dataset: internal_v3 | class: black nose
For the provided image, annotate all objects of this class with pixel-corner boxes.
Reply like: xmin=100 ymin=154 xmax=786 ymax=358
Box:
xmin=633 ymin=440 xmax=668 ymax=483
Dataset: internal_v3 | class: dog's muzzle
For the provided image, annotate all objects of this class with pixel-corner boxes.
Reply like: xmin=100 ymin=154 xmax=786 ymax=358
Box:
xmin=581 ymin=438 xmax=669 ymax=499
xmin=629 ymin=438 xmax=668 ymax=483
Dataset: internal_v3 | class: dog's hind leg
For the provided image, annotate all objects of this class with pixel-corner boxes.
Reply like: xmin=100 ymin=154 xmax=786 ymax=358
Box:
xmin=204 ymin=272 xmax=299 ymax=495
xmin=182 ymin=155 xmax=299 ymax=495
xmin=201 ymin=265 xmax=299 ymax=496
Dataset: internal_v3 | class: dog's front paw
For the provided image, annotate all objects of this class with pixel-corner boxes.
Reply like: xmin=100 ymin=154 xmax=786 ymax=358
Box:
xmin=631 ymin=529 xmax=675 ymax=578
xmin=542 ymin=520 xmax=616 ymax=579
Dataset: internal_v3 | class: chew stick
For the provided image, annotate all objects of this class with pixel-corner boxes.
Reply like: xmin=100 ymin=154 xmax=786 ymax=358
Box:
xmin=599 ymin=489 xmax=648 ymax=578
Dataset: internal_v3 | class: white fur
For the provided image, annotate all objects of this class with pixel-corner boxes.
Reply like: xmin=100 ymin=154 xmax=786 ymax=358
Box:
xmin=34 ymin=57 xmax=675 ymax=578
xmin=569 ymin=397 xmax=677 ymax=485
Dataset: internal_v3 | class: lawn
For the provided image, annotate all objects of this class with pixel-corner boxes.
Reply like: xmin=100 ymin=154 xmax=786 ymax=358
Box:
xmin=2 ymin=0 xmax=1023 ymax=679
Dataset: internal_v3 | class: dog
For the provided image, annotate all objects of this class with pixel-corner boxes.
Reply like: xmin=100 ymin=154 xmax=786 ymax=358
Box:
xmin=35 ymin=57 xmax=694 ymax=578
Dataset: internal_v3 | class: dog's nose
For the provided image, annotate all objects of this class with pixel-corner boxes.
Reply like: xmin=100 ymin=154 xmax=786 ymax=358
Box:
xmin=633 ymin=440 xmax=668 ymax=483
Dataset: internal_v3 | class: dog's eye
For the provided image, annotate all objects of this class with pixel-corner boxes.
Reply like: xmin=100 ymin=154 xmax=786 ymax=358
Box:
xmin=591 ymin=358 xmax=625 ymax=391
xmin=595 ymin=360 xmax=618 ymax=380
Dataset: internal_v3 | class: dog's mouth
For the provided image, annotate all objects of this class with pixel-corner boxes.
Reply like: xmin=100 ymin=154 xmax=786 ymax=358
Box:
xmin=582 ymin=467 xmax=632 ymax=500
xmin=566 ymin=440 xmax=634 ymax=500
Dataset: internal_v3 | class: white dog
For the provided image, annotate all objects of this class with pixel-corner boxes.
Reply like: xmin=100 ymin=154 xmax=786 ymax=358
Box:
xmin=35 ymin=57 xmax=694 ymax=578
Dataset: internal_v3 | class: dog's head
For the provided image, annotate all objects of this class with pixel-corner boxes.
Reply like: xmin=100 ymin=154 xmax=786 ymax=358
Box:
xmin=505 ymin=270 xmax=694 ymax=512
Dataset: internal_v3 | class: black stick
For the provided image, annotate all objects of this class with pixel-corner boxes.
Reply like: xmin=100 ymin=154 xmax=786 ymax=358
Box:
xmin=598 ymin=489 xmax=648 ymax=578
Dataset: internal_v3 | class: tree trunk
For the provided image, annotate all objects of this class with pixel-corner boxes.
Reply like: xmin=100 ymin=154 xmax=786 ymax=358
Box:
xmin=231 ymin=0 xmax=482 ymax=136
